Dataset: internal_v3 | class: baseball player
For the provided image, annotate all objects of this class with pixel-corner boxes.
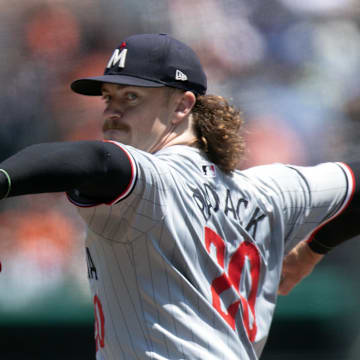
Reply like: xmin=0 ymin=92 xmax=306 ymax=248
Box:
xmin=1 ymin=33 xmax=359 ymax=359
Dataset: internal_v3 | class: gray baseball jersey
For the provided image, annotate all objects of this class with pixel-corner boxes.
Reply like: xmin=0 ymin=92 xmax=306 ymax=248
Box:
xmin=69 ymin=143 xmax=354 ymax=360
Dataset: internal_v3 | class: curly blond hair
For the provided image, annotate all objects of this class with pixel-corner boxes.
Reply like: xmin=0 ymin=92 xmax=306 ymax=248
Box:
xmin=191 ymin=95 xmax=244 ymax=173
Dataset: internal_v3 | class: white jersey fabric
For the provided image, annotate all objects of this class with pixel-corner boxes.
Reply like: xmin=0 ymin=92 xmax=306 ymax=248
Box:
xmin=69 ymin=144 xmax=354 ymax=360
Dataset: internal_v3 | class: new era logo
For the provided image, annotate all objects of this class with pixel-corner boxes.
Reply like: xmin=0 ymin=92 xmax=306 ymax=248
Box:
xmin=175 ymin=69 xmax=188 ymax=81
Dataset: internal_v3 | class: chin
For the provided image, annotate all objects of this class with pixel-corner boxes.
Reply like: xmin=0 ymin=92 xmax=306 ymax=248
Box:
xmin=103 ymin=130 xmax=130 ymax=144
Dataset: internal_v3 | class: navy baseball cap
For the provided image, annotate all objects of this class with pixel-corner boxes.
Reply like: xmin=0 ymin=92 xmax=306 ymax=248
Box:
xmin=71 ymin=33 xmax=207 ymax=96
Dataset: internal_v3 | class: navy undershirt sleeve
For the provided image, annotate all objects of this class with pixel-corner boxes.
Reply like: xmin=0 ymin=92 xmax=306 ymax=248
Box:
xmin=308 ymin=162 xmax=360 ymax=254
xmin=0 ymin=141 xmax=133 ymax=204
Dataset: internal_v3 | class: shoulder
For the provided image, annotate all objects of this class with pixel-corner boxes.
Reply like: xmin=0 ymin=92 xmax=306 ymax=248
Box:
xmin=127 ymin=144 xmax=211 ymax=178
xmin=113 ymin=144 xmax=211 ymax=191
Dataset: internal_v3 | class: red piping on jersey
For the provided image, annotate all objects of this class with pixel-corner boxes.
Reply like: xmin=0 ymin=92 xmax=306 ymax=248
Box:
xmin=306 ymin=162 xmax=356 ymax=244
xmin=103 ymin=140 xmax=136 ymax=205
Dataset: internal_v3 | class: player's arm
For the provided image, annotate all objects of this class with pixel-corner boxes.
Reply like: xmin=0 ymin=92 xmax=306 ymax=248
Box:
xmin=279 ymin=162 xmax=360 ymax=295
xmin=0 ymin=141 xmax=133 ymax=204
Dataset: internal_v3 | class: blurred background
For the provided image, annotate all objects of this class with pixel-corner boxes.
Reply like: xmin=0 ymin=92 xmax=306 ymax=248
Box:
xmin=1 ymin=0 xmax=360 ymax=359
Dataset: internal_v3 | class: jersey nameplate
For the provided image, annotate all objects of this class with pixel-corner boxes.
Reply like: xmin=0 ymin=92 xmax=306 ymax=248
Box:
xmin=190 ymin=182 xmax=266 ymax=238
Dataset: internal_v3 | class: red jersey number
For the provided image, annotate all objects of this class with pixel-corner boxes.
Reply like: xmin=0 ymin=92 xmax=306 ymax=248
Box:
xmin=205 ymin=226 xmax=260 ymax=342
xmin=94 ymin=294 xmax=105 ymax=352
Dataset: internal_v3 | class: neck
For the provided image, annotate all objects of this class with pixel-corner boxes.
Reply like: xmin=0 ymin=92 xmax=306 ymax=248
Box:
xmin=148 ymin=118 xmax=196 ymax=154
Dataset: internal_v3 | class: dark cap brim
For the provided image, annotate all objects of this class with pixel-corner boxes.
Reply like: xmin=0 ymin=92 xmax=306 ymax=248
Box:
xmin=71 ymin=75 xmax=165 ymax=96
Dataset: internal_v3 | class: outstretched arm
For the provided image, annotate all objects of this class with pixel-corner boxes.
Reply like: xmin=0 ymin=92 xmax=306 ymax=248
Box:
xmin=0 ymin=140 xmax=132 ymax=204
xmin=279 ymin=162 xmax=360 ymax=295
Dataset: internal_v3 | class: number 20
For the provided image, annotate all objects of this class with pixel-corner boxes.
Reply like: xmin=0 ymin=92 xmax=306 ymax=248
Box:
xmin=205 ymin=226 xmax=260 ymax=342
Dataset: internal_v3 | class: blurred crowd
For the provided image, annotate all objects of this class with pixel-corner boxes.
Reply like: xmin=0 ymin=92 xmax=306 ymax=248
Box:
xmin=1 ymin=0 xmax=360 ymax=341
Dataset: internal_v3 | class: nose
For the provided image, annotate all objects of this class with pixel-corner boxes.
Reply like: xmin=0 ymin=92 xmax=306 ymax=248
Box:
xmin=103 ymin=101 xmax=124 ymax=116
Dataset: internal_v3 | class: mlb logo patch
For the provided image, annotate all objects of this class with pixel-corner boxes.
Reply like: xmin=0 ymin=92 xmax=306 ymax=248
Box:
xmin=201 ymin=164 xmax=216 ymax=177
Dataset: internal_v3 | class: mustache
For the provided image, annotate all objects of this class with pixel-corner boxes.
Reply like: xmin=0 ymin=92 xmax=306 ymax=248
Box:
xmin=102 ymin=116 xmax=130 ymax=132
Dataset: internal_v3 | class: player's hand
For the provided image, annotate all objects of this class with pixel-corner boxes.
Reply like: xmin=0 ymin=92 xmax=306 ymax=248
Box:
xmin=278 ymin=240 xmax=324 ymax=296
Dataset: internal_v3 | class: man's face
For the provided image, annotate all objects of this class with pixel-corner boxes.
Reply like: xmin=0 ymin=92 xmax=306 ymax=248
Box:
xmin=101 ymin=83 xmax=175 ymax=151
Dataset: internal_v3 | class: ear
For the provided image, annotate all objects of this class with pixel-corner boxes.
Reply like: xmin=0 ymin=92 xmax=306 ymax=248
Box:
xmin=172 ymin=91 xmax=196 ymax=125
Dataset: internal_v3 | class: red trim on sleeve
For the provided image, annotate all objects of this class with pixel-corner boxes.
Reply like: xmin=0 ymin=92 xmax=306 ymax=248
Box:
xmin=306 ymin=162 xmax=356 ymax=243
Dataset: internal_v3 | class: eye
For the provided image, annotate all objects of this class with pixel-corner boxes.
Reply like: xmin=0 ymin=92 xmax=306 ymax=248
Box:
xmin=125 ymin=92 xmax=138 ymax=101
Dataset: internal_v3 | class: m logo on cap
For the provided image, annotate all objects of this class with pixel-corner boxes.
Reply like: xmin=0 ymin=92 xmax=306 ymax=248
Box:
xmin=106 ymin=48 xmax=128 ymax=69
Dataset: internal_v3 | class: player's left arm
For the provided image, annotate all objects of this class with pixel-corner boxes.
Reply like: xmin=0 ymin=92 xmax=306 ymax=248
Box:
xmin=0 ymin=140 xmax=134 ymax=204
xmin=279 ymin=162 xmax=360 ymax=295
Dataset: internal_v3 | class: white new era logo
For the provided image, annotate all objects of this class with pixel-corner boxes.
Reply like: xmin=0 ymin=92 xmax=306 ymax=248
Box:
xmin=175 ymin=69 xmax=188 ymax=81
